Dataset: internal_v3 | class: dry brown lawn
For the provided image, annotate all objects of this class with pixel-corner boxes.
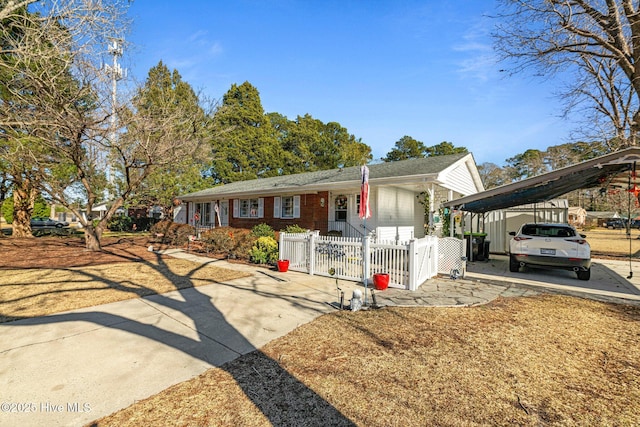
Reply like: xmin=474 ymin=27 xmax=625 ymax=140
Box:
xmin=584 ymin=226 xmax=640 ymax=258
xmin=94 ymin=295 xmax=640 ymax=426
xmin=0 ymin=236 xmax=250 ymax=323
xmin=1 ymin=232 xmax=639 ymax=426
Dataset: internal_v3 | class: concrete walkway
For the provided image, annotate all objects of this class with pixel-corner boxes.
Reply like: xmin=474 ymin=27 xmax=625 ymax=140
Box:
xmin=1 ymin=250 xmax=639 ymax=426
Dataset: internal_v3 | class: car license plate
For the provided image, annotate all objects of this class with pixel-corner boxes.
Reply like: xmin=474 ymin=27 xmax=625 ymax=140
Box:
xmin=540 ymin=248 xmax=556 ymax=255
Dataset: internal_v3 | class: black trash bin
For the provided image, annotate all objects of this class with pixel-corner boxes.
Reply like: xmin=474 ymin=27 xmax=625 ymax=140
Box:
xmin=464 ymin=232 xmax=487 ymax=261
xmin=482 ymin=239 xmax=490 ymax=261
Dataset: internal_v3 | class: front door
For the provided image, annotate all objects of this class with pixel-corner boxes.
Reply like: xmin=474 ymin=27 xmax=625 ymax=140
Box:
xmin=219 ymin=200 xmax=229 ymax=226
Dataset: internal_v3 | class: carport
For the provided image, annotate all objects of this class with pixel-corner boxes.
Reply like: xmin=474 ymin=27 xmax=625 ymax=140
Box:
xmin=444 ymin=147 xmax=640 ymax=215
xmin=443 ymin=148 xmax=640 ymax=254
xmin=442 ymin=147 xmax=640 ymax=299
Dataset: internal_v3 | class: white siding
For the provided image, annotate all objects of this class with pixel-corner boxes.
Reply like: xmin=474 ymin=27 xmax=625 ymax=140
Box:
xmin=482 ymin=199 xmax=569 ymax=253
xmin=443 ymin=163 xmax=477 ymax=196
xmin=376 ymin=187 xmax=415 ymax=228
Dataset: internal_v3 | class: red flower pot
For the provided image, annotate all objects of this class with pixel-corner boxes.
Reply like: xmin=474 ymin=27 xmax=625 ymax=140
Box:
xmin=373 ymin=273 xmax=389 ymax=290
xmin=277 ymin=259 xmax=289 ymax=272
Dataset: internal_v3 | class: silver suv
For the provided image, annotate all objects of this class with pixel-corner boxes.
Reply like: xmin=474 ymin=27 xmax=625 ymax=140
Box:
xmin=509 ymin=223 xmax=591 ymax=280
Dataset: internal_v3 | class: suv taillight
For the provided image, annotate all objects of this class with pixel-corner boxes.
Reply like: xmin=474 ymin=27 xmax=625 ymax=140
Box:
xmin=566 ymin=238 xmax=588 ymax=245
xmin=513 ymin=236 xmax=532 ymax=241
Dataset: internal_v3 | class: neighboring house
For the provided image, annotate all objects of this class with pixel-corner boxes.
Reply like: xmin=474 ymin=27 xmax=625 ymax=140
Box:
xmin=177 ymin=153 xmax=484 ymax=238
xmin=568 ymin=206 xmax=587 ymax=227
xmin=586 ymin=211 xmax=621 ymax=228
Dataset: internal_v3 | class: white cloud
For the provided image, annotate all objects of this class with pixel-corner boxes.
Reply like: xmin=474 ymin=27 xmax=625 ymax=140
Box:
xmin=189 ymin=30 xmax=209 ymax=43
xmin=452 ymin=17 xmax=497 ymax=82
xmin=209 ymin=41 xmax=223 ymax=55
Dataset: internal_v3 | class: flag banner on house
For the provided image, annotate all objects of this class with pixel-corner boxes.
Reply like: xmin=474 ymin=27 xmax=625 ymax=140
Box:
xmin=214 ymin=202 xmax=221 ymax=227
xmin=359 ymin=165 xmax=371 ymax=219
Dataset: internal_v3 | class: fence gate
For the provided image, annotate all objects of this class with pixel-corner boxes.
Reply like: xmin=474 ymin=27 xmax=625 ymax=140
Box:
xmin=279 ymin=232 xmax=364 ymax=281
xmin=313 ymin=235 xmax=364 ymax=282
xmin=438 ymin=237 xmax=466 ymax=277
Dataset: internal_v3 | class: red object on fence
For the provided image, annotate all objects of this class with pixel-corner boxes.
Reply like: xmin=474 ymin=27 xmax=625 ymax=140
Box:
xmin=277 ymin=259 xmax=290 ymax=272
xmin=373 ymin=273 xmax=389 ymax=290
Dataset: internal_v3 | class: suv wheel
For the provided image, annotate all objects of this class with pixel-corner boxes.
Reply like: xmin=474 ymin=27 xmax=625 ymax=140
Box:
xmin=576 ymin=268 xmax=591 ymax=281
xmin=509 ymin=255 xmax=520 ymax=272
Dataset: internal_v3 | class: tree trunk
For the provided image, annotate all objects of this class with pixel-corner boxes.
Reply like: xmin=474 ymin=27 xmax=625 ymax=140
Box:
xmin=84 ymin=224 xmax=103 ymax=251
xmin=12 ymin=179 xmax=36 ymax=238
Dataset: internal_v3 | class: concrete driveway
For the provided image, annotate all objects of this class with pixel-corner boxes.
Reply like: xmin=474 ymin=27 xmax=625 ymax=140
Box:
xmin=465 ymin=254 xmax=640 ymax=303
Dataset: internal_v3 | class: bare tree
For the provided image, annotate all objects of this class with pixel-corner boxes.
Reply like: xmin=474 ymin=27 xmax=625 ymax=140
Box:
xmin=494 ymin=0 xmax=640 ymax=148
xmin=2 ymin=1 xmax=219 ymax=250
xmin=477 ymin=162 xmax=511 ymax=189
xmin=1 ymin=0 xmax=131 ymax=242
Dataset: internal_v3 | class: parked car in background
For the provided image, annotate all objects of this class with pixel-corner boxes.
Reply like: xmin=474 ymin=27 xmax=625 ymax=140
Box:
xmin=631 ymin=219 xmax=640 ymax=229
xmin=30 ymin=217 xmax=69 ymax=228
xmin=509 ymin=223 xmax=591 ymax=281
xmin=603 ymin=218 xmax=627 ymax=229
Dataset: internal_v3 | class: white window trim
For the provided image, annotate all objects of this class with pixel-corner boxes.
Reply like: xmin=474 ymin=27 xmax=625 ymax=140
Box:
xmin=234 ymin=197 xmax=264 ymax=218
xmin=293 ymin=195 xmax=300 ymax=218
xmin=274 ymin=197 xmax=281 ymax=218
xmin=274 ymin=195 xmax=300 ymax=219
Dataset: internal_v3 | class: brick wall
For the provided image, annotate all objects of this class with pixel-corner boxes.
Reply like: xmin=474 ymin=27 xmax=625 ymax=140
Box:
xmin=229 ymin=191 xmax=329 ymax=233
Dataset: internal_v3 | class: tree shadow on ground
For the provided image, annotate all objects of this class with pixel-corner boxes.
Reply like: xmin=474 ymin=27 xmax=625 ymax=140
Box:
xmin=1 ymin=252 xmax=356 ymax=426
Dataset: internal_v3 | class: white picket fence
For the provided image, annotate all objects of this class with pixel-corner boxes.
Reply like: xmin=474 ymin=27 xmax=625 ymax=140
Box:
xmin=279 ymin=231 xmax=461 ymax=291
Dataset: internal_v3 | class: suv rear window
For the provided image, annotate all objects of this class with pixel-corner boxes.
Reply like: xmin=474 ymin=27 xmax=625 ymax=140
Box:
xmin=521 ymin=225 xmax=575 ymax=237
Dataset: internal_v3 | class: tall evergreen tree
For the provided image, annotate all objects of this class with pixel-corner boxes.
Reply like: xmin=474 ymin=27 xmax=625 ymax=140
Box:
xmin=505 ymin=149 xmax=548 ymax=181
xmin=128 ymin=61 xmax=212 ymax=214
xmin=382 ymin=136 xmax=427 ymax=162
xmin=425 ymin=141 xmax=468 ymax=157
xmin=209 ymin=82 xmax=281 ymax=183
xmin=324 ymin=121 xmax=372 ymax=167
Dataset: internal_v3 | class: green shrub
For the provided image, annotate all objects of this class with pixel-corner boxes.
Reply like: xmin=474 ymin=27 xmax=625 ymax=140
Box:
xmin=1 ymin=194 xmax=49 ymax=224
xmin=249 ymin=236 xmax=279 ymax=264
xmin=282 ymin=224 xmax=307 ymax=234
xmin=33 ymin=195 xmax=49 ymax=218
xmin=1 ymin=198 xmax=12 ymax=223
xmin=251 ymin=223 xmax=275 ymax=239
xmin=107 ymin=215 xmax=133 ymax=232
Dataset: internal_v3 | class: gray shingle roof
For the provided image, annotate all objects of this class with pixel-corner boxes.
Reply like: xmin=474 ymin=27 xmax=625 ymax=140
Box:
xmin=180 ymin=153 xmax=468 ymax=200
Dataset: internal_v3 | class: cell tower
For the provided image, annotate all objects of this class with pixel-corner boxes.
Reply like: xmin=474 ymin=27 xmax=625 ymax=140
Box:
xmin=105 ymin=38 xmax=124 ymax=130
xmin=102 ymin=38 xmax=126 ymax=196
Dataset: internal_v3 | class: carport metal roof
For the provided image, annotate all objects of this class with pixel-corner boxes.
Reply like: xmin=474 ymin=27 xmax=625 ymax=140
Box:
xmin=443 ymin=147 xmax=640 ymax=213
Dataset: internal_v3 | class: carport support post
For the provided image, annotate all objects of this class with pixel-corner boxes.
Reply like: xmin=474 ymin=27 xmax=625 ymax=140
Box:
xmin=469 ymin=213 xmax=473 ymax=262
xmin=363 ymin=234 xmax=370 ymax=306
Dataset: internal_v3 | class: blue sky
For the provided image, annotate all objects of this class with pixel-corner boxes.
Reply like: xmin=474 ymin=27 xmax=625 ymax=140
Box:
xmin=125 ymin=0 xmax=573 ymax=166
